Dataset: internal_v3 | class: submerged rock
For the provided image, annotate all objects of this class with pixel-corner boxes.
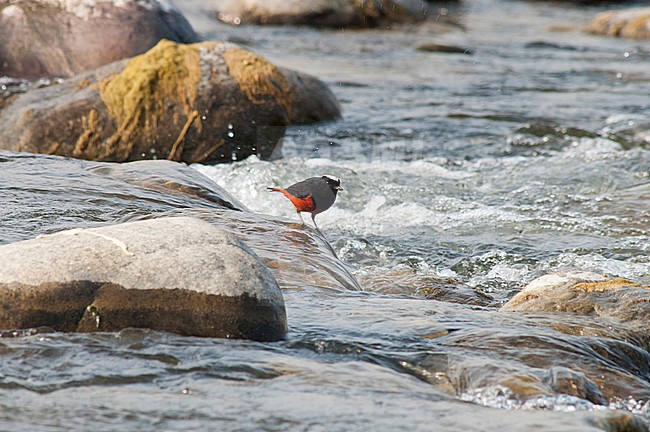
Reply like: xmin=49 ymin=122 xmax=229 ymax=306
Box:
xmin=0 ymin=0 xmax=200 ymax=79
xmin=416 ymin=43 xmax=473 ymax=55
xmin=0 ymin=40 xmax=340 ymax=164
xmin=355 ymin=265 xmax=493 ymax=306
xmin=211 ymin=0 xmax=430 ymax=28
xmin=584 ymin=7 xmax=650 ymax=40
xmin=0 ymin=217 xmax=287 ymax=341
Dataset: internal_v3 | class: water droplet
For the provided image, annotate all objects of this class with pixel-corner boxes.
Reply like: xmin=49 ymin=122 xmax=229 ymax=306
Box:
xmin=616 ymin=72 xmax=623 ymax=79
xmin=201 ymin=115 xmax=206 ymax=121
xmin=228 ymin=132 xmax=234 ymax=138
xmin=624 ymin=52 xmax=630 ymax=58
xmin=228 ymin=124 xmax=234 ymax=130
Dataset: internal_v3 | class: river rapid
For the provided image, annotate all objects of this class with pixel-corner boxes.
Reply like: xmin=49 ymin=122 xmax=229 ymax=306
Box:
xmin=1 ymin=0 xmax=650 ymax=430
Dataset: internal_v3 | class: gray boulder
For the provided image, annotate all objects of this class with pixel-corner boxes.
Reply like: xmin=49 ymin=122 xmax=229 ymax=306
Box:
xmin=0 ymin=0 xmax=200 ymax=79
xmin=0 ymin=216 xmax=287 ymax=341
xmin=0 ymin=40 xmax=340 ymax=163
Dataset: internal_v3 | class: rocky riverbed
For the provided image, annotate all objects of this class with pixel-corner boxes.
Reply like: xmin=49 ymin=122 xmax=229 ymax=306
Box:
xmin=1 ymin=0 xmax=650 ymax=430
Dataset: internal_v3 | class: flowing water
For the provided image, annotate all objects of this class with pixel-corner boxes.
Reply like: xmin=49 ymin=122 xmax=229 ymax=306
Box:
xmin=2 ymin=0 xmax=650 ymax=430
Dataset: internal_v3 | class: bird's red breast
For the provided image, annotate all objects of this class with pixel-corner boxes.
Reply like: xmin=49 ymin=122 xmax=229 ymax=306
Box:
xmin=269 ymin=188 xmax=317 ymax=212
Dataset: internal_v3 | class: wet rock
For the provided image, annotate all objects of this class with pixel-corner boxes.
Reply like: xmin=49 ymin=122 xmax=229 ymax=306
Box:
xmin=544 ymin=366 xmax=607 ymax=405
xmin=355 ymin=265 xmax=493 ymax=306
xmin=185 ymin=208 xmax=362 ymax=292
xmin=584 ymin=7 xmax=650 ymax=40
xmin=0 ymin=217 xmax=287 ymax=341
xmin=0 ymin=0 xmax=200 ymax=79
xmin=416 ymin=43 xmax=473 ymax=55
xmin=280 ymin=67 xmax=341 ymax=124
xmin=0 ymin=40 xmax=340 ymax=164
xmin=0 ymin=151 xmax=361 ymax=292
xmin=212 ymin=0 xmax=430 ymax=28
xmin=501 ymin=271 xmax=650 ymax=328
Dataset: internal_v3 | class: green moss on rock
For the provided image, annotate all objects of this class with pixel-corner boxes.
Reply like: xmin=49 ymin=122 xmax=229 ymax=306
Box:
xmin=99 ymin=39 xmax=202 ymax=160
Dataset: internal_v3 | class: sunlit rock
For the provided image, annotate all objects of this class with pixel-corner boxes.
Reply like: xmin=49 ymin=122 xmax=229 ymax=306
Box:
xmin=0 ymin=217 xmax=287 ymax=340
xmin=0 ymin=40 xmax=340 ymax=163
xmin=0 ymin=0 xmax=200 ymax=79
xmin=584 ymin=7 xmax=650 ymax=40
xmin=501 ymin=271 xmax=650 ymax=327
xmin=210 ymin=0 xmax=431 ymax=28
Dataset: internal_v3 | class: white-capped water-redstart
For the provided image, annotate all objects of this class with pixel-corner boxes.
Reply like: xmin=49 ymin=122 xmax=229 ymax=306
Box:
xmin=267 ymin=175 xmax=343 ymax=229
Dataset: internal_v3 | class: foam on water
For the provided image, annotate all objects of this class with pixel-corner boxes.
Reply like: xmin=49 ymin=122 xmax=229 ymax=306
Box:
xmin=194 ymin=130 xmax=650 ymax=294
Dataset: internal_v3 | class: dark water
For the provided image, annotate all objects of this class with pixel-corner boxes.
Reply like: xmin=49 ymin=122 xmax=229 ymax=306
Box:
xmin=2 ymin=0 xmax=650 ymax=430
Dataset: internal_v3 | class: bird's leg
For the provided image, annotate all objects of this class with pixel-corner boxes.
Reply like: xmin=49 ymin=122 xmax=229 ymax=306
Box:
xmin=297 ymin=211 xmax=306 ymax=225
xmin=311 ymin=213 xmax=320 ymax=230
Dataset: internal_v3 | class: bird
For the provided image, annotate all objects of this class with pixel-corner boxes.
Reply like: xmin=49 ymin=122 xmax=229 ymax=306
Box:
xmin=267 ymin=175 xmax=343 ymax=229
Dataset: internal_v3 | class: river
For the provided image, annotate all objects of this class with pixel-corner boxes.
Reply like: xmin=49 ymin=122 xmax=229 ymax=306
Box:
xmin=1 ymin=0 xmax=650 ymax=430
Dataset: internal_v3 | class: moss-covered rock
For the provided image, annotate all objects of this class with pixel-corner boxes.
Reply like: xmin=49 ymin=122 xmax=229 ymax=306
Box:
xmin=0 ymin=40 xmax=341 ymax=163
xmin=0 ymin=0 xmax=200 ymax=79
xmin=584 ymin=7 xmax=650 ymax=40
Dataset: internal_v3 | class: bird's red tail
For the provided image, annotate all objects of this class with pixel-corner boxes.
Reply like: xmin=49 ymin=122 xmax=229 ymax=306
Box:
xmin=268 ymin=187 xmax=316 ymax=212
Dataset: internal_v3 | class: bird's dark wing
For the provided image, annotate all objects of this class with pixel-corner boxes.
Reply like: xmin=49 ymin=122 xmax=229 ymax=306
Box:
xmin=285 ymin=177 xmax=322 ymax=200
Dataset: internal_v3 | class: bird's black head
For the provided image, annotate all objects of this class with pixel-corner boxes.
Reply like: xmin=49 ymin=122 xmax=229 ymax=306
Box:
xmin=322 ymin=175 xmax=343 ymax=193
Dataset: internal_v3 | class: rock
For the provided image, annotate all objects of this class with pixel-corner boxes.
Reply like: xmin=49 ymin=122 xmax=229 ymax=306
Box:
xmin=416 ymin=43 xmax=473 ymax=55
xmin=543 ymin=366 xmax=607 ymax=405
xmin=0 ymin=150 xmax=361 ymax=292
xmin=502 ymin=271 xmax=650 ymax=329
xmin=212 ymin=0 xmax=430 ymax=28
xmin=0 ymin=217 xmax=287 ymax=341
xmin=184 ymin=208 xmax=362 ymax=292
xmin=355 ymin=265 xmax=493 ymax=306
xmin=0 ymin=40 xmax=340 ymax=164
xmin=584 ymin=7 xmax=650 ymax=40
xmin=0 ymin=0 xmax=200 ymax=79
xmin=280 ymin=67 xmax=342 ymax=124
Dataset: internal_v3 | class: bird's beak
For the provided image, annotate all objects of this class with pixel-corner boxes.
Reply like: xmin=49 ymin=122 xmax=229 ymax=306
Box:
xmin=336 ymin=186 xmax=344 ymax=191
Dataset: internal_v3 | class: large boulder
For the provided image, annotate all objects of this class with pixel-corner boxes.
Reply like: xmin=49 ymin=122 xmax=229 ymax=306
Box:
xmin=0 ymin=40 xmax=340 ymax=163
xmin=212 ymin=0 xmax=431 ymax=28
xmin=0 ymin=0 xmax=200 ymax=79
xmin=584 ymin=7 xmax=650 ymax=40
xmin=0 ymin=216 xmax=287 ymax=340
xmin=0 ymin=150 xmax=361 ymax=292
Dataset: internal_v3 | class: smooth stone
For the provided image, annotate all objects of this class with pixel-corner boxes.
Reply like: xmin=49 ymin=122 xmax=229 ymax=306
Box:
xmin=0 ymin=40 xmax=340 ymax=164
xmin=584 ymin=7 xmax=650 ymax=40
xmin=211 ymin=0 xmax=431 ymax=28
xmin=0 ymin=0 xmax=200 ymax=79
xmin=0 ymin=217 xmax=287 ymax=341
